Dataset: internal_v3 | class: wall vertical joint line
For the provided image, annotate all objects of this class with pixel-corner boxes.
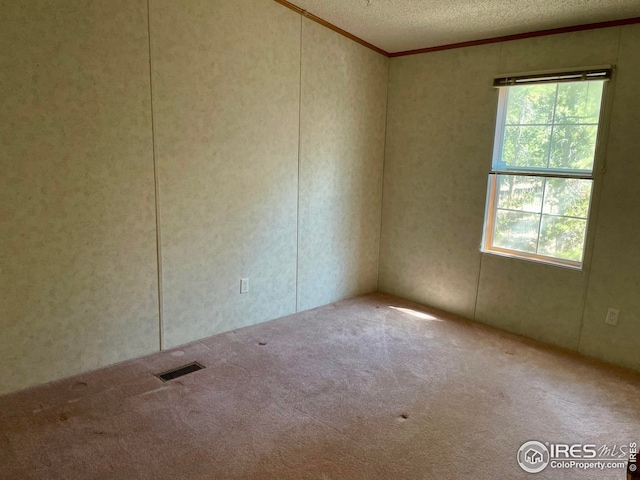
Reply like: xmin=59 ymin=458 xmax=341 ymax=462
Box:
xmin=146 ymin=0 xmax=164 ymax=351
xmin=295 ymin=15 xmax=303 ymax=313
xmin=575 ymin=26 xmax=624 ymax=354
xmin=376 ymin=57 xmax=391 ymax=292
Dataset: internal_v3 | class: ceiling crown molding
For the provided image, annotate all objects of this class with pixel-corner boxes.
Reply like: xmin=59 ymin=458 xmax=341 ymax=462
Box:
xmin=390 ymin=16 xmax=640 ymax=57
xmin=273 ymin=0 xmax=390 ymax=57
xmin=274 ymin=1 xmax=640 ymax=59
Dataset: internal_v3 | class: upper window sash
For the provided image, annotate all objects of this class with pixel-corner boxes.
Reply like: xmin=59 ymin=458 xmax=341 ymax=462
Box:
xmin=491 ymin=77 xmax=608 ymax=176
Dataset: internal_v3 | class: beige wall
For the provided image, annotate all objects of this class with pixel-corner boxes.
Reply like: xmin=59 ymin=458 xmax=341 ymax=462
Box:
xmin=380 ymin=25 xmax=640 ymax=370
xmin=578 ymin=25 xmax=640 ymax=368
xmin=298 ymin=19 xmax=388 ymax=311
xmin=151 ymin=2 xmax=388 ymax=347
xmin=0 ymin=0 xmax=160 ymax=395
xmin=150 ymin=0 xmax=301 ymax=348
xmin=1 ymin=0 xmax=388 ymax=394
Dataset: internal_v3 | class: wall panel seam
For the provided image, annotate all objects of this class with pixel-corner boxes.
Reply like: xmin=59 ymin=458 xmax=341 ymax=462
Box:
xmin=295 ymin=15 xmax=303 ymax=312
xmin=376 ymin=57 xmax=391 ymax=292
xmin=575 ymin=26 xmax=624 ymax=353
xmin=146 ymin=0 xmax=164 ymax=350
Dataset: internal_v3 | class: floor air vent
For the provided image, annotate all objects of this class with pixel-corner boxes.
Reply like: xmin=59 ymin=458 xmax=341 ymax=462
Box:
xmin=155 ymin=362 xmax=205 ymax=382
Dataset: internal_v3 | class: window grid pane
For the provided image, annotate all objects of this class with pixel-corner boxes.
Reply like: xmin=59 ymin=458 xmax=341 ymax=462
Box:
xmin=488 ymin=174 xmax=593 ymax=264
xmin=538 ymin=215 xmax=588 ymax=262
xmin=494 ymin=81 xmax=604 ymax=174
xmin=493 ymin=209 xmax=540 ymax=254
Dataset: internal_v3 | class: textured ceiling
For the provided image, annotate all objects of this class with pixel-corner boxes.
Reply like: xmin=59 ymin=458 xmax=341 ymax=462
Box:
xmin=288 ymin=0 xmax=640 ymax=53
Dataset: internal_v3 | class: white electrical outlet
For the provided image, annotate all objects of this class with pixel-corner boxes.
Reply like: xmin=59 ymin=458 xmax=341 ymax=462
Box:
xmin=240 ymin=278 xmax=249 ymax=294
xmin=605 ymin=308 xmax=619 ymax=326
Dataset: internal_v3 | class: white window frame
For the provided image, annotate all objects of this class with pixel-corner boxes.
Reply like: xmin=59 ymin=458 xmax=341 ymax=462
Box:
xmin=481 ymin=67 xmax=612 ymax=270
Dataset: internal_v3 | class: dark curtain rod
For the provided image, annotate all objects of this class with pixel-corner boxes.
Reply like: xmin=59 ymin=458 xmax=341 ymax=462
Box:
xmin=494 ymin=68 xmax=612 ymax=87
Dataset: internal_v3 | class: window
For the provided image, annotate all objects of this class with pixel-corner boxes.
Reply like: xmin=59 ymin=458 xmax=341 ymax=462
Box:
xmin=482 ymin=68 xmax=611 ymax=269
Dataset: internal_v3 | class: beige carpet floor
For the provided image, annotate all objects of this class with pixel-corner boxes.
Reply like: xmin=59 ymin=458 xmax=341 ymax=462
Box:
xmin=1 ymin=293 xmax=639 ymax=480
